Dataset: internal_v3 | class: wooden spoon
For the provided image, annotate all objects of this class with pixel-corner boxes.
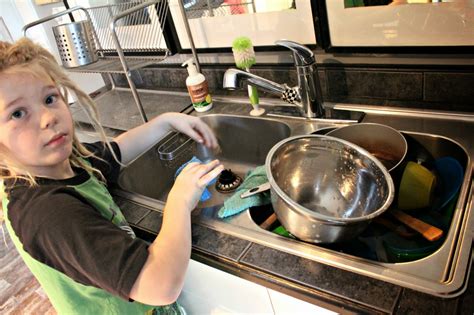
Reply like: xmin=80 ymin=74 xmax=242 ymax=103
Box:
xmin=391 ymin=209 xmax=444 ymax=242
xmin=260 ymin=213 xmax=278 ymax=230
xmin=373 ymin=216 xmax=417 ymax=238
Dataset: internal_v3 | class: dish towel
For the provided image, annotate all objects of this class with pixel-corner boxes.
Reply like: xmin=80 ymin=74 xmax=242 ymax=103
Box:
xmin=175 ymin=156 xmax=215 ymax=202
xmin=218 ymin=165 xmax=271 ymax=218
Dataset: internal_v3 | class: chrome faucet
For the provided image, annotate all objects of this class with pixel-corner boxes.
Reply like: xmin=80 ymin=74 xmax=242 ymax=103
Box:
xmin=223 ymin=40 xmax=325 ymax=118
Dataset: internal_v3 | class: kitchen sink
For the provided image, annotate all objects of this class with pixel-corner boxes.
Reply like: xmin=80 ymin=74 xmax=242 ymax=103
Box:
xmin=248 ymin=131 xmax=468 ymax=257
xmin=117 ymin=110 xmax=473 ymax=298
xmin=118 ymin=114 xmax=292 ymax=207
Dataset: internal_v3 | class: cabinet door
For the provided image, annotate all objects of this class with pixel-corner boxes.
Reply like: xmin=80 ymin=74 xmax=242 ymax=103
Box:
xmin=178 ymin=260 xmax=274 ymax=314
xmin=268 ymin=289 xmax=337 ymax=315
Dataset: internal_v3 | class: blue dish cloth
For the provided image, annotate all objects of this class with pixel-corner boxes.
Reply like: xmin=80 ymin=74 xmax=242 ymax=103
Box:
xmin=218 ymin=165 xmax=270 ymax=218
xmin=175 ymin=156 xmax=215 ymax=202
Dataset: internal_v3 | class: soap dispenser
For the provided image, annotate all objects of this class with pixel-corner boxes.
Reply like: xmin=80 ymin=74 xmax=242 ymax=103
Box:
xmin=182 ymin=58 xmax=213 ymax=112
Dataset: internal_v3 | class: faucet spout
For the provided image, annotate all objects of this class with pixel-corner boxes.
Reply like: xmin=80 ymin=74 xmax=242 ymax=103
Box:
xmin=222 ymin=41 xmax=364 ymax=122
xmin=223 ymin=68 xmax=307 ymax=114
xmin=223 ymin=41 xmax=326 ymax=119
xmin=223 ymin=68 xmax=288 ymax=96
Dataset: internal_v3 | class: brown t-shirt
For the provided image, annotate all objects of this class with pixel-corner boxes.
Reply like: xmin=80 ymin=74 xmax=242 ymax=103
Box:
xmin=4 ymin=142 xmax=149 ymax=299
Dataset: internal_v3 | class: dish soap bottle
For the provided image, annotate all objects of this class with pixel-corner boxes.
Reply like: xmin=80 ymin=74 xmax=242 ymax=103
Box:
xmin=182 ymin=58 xmax=213 ymax=112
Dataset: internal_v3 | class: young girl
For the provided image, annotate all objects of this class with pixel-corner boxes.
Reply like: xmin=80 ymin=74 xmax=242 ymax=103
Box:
xmin=0 ymin=38 xmax=224 ymax=314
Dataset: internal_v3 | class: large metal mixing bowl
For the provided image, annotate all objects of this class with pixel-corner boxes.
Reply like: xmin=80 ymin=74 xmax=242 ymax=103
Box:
xmin=266 ymin=135 xmax=395 ymax=243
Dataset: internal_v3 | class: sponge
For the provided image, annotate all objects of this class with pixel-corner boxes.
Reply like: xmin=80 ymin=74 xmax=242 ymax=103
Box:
xmin=175 ymin=156 xmax=213 ymax=202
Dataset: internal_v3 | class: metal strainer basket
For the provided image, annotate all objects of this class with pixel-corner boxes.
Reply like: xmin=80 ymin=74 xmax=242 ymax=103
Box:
xmin=157 ymin=132 xmax=197 ymax=169
xmin=52 ymin=21 xmax=98 ymax=68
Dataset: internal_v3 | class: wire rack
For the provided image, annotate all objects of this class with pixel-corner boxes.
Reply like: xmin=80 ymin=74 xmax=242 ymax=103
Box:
xmin=23 ymin=0 xmax=174 ymax=123
xmin=23 ymin=0 xmax=171 ymax=74
xmin=82 ymin=1 xmax=170 ymax=55
xmin=69 ymin=0 xmax=171 ymax=73
xmin=157 ymin=132 xmax=197 ymax=169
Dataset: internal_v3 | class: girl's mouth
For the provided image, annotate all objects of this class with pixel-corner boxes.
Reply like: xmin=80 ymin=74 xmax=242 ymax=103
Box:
xmin=46 ymin=134 xmax=66 ymax=147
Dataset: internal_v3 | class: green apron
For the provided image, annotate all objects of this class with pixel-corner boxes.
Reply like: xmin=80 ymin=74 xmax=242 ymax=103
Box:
xmin=1 ymin=175 xmax=183 ymax=315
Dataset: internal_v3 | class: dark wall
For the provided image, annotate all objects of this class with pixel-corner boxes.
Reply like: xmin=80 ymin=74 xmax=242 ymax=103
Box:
xmin=112 ymin=63 xmax=473 ymax=112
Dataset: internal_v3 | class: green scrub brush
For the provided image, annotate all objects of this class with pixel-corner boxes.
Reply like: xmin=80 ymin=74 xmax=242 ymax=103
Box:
xmin=232 ymin=36 xmax=265 ymax=116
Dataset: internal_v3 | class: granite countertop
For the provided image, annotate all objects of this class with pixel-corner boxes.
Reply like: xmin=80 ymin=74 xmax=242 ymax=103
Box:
xmin=76 ymin=88 xmax=474 ymax=315
xmin=72 ymin=88 xmax=193 ymax=130
xmin=116 ymin=196 xmax=473 ymax=315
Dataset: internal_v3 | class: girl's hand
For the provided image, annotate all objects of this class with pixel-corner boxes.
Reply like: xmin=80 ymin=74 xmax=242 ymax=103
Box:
xmin=167 ymin=160 xmax=224 ymax=212
xmin=116 ymin=112 xmax=218 ymax=166
xmin=163 ymin=113 xmax=218 ymax=149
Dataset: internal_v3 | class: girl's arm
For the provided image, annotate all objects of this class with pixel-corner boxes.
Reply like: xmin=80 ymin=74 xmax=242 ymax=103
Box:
xmin=128 ymin=160 xmax=224 ymax=305
xmin=115 ymin=112 xmax=218 ymax=166
xmin=116 ymin=112 xmax=221 ymax=305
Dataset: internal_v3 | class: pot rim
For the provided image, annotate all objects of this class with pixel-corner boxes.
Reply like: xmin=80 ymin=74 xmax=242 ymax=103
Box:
xmin=265 ymin=134 xmax=395 ymax=224
xmin=326 ymin=122 xmax=408 ymax=173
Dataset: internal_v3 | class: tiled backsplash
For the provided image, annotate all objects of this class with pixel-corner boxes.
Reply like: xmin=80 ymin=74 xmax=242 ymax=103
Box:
xmin=111 ymin=65 xmax=473 ymax=112
xmin=326 ymin=70 xmax=422 ymax=101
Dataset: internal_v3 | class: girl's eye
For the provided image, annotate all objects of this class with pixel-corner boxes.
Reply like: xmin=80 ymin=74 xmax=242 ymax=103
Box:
xmin=11 ymin=109 xmax=26 ymax=120
xmin=45 ymin=94 xmax=58 ymax=105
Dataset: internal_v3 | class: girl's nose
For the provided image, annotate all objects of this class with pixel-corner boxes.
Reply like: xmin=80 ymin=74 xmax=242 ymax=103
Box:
xmin=40 ymin=107 xmax=58 ymax=129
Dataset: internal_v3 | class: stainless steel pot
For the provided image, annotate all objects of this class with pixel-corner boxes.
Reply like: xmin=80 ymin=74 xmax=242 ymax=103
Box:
xmin=326 ymin=123 xmax=407 ymax=173
xmin=263 ymin=135 xmax=395 ymax=243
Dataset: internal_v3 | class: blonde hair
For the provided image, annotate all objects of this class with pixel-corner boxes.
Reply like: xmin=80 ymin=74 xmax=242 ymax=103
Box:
xmin=0 ymin=38 xmax=117 ymax=186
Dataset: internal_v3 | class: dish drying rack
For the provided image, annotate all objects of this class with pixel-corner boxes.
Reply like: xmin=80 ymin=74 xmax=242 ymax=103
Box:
xmin=22 ymin=0 xmax=198 ymax=123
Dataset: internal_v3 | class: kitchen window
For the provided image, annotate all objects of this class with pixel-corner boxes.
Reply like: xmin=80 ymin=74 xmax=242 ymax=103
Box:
xmin=63 ymin=0 xmax=317 ymax=53
xmin=168 ymin=0 xmax=317 ymax=50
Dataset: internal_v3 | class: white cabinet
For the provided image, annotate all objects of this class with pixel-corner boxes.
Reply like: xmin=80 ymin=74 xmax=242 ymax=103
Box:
xmin=178 ymin=260 xmax=338 ymax=315
xmin=268 ymin=289 xmax=337 ymax=315
xmin=178 ymin=259 xmax=273 ymax=314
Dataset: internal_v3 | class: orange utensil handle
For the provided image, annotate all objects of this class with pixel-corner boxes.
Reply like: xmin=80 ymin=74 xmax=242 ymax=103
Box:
xmin=391 ymin=209 xmax=444 ymax=242
xmin=373 ymin=216 xmax=416 ymax=238
xmin=260 ymin=213 xmax=278 ymax=230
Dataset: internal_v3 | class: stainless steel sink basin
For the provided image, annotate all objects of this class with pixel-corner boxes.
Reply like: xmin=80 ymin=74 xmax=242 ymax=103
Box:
xmin=116 ymin=109 xmax=473 ymax=298
xmin=118 ymin=114 xmax=291 ymax=206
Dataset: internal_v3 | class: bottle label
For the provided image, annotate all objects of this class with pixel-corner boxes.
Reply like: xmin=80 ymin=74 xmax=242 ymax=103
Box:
xmin=187 ymin=81 xmax=212 ymax=108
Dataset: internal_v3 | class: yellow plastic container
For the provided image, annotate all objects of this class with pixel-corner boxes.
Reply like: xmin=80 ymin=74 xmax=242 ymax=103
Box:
xmin=398 ymin=161 xmax=437 ymax=210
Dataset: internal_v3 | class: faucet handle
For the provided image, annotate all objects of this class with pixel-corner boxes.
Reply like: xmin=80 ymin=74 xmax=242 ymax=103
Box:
xmin=275 ymin=40 xmax=314 ymax=66
xmin=281 ymin=85 xmax=300 ymax=105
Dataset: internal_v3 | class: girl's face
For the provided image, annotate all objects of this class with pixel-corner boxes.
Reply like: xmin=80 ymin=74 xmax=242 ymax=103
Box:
xmin=0 ymin=71 xmax=74 ymax=178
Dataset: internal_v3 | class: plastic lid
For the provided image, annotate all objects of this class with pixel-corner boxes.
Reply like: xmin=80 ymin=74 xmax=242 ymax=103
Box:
xmin=182 ymin=58 xmax=198 ymax=76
